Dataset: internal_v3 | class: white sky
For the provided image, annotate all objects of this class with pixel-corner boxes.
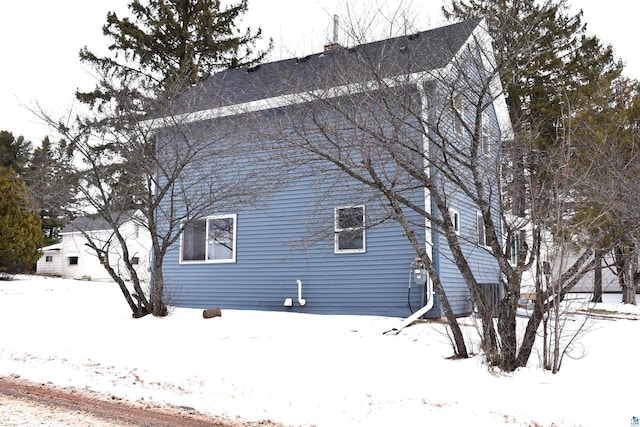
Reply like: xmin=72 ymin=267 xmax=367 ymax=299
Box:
xmin=0 ymin=0 xmax=636 ymax=143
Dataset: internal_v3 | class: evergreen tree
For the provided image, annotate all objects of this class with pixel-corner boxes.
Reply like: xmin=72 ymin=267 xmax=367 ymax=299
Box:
xmin=23 ymin=137 xmax=77 ymax=246
xmin=54 ymin=0 xmax=271 ymax=316
xmin=570 ymin=77 xmax=640 ymax=304
xmin=77 ymin=0 xmax=271 ymax=110
xmin=0 ymin=167 xmax=44 ymax=274
xmin=444 ymin=0 xmax=621 ymax=139
xmin=0 ymin=131 xmax=32 ymax=176
xmin=443 ymin=0 xmax=623 ymax=216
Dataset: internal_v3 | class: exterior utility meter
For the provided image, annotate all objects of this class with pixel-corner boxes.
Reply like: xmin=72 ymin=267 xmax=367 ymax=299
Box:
xmin=413 ymin=259 xmax=428 ymax=285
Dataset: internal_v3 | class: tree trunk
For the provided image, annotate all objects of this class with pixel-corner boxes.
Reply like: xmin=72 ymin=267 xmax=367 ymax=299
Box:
xmin=592 ymin=248 xmax=603 ymax=303
xmin=151 ymin=252 xmax=167 ymax=316
xmin=517 ymin=303 xmax=545 ymax=367
xmin=497 ymin=288 xmax=519 ymax=371
xmin=430 ymin=270 xmax=469 ymax=358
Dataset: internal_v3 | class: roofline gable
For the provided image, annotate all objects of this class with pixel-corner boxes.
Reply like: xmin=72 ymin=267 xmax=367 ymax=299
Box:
xmin=147 ymin=18 xmax=492 ymax=129
xmin=146 ymin=18 xmax=512 ymax=142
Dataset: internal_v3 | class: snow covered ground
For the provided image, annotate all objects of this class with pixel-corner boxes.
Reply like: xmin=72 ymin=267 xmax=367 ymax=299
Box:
xmin=0 ymin=276 xmax=638 ymax=426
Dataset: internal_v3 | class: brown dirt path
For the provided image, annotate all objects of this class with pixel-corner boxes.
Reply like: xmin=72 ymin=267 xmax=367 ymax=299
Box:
xmin=0 ymin=375 xmax=281 ymax=427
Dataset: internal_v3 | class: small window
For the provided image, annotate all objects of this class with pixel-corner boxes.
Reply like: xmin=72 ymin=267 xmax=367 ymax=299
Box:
xmin=131 ymin=256 xmax=140 ymax=265
xmin=68 ymin=256 xmax=79 ymax=266
xmin=477 ymin=212 xmax=490 ymax=248
xmin=181 ymin=214 xmax=236 ymax=263
xmin=335 ymin=206 xmax=365 ymax=253
xmin=45 ymin=255 xmax=53 ymax=263
xmin=449 ymin=208 xmax=460 ymax=235
xmin=453 ymin=93 xmax=464 ymax=135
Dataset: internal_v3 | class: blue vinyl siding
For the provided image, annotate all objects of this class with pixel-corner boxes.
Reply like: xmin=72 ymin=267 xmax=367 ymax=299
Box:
xmin=427 ymin=80 xmax=503 ymax=316
xmin=158 ymin=38 xmax=505 ymax=318
xmin=163 ymin=170 xmax=426 ymax=317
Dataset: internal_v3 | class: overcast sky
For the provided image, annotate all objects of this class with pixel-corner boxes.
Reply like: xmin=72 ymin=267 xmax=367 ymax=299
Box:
xmin=0 ymin=0 xmax=636 ymax=143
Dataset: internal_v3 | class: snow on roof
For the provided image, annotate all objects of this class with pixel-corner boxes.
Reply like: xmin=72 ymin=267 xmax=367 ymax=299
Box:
xmin=38 ymin=243 xmax=62 ymax=252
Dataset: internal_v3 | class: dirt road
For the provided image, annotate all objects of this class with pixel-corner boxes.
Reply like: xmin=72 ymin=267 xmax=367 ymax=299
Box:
xmin=0 ymin=376 xmax=279 ymax=426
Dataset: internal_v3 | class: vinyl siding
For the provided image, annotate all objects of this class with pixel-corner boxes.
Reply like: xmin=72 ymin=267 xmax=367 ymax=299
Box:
xmin=428 ymin=77 xmax=503 ymax=316
xmin=163 ymin=171 xmax=426 ymax=317
xmin=159 ymin=96 xmax=432 ymax=318
xmin=159 ymin=44 xmax=504 ymax=318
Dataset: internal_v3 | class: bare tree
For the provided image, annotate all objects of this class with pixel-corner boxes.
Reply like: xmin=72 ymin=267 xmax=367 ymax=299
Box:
xmin=244 ymin=5 xmax=623 ymax=370
xmin=44 ymin=72 xmax=284 ymax=317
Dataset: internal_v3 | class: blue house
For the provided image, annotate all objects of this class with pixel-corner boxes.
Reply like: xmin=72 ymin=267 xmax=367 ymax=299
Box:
xmin=154 ymin=18 xmax=512 ymax=318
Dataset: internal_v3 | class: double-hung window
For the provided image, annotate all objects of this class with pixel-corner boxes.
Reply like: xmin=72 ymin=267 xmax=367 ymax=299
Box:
xmin=449 ymin=208 xmax=460 ymax=235
xmin=181 ymin=214 xmax=237 ymax=263
xmin=477 ymin=212 xmax=490 ymax=248
xmin=335 ymin=206 xmax=365 ymax=253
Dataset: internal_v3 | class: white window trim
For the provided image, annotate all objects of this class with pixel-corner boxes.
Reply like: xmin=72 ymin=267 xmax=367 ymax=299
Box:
xmin=180 ymin=214 xmax=237 ymax=264
xmin=477 ymin=212 xmax=490 ymax=248
xmin=334 ymin=205 xmax=366 ymax=254
xmin=449 ymin=208 xmax=460 ymax=235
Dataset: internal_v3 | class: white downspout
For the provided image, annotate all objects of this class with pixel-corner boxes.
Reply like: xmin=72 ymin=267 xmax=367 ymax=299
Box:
xmin=383 ymin=77 xmax=435 ymax=335
xmin=297 ymin=279 xmax=307 ymax=306
xmin=384 ymin=276 xmax=434 ymax=335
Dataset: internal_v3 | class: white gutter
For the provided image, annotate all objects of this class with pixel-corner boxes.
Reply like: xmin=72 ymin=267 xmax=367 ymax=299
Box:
xmin=145 ymin=70 xmax=444 ymax=130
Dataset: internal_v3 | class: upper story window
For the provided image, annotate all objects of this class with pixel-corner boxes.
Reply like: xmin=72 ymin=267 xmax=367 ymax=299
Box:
xmin=335 ymin=205 xmax=365 ymax=253
xmin=45 ymin=255 xmax=53 ymax=263
xmin=181 ymin=214 xmax=237 ymax=263
xmin=449 ymin=208 xmax=460 ymax=235
xmin=477 ymin=212 xmax=490 ymax=248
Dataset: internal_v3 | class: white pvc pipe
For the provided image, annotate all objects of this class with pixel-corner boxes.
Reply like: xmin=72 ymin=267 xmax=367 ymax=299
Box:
xmin=297 ymin=279 xmax=307 ymax=306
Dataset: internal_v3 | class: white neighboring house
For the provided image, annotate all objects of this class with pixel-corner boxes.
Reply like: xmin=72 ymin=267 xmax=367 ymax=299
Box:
xmin=508 ymin=216 xmax=622 ymax=295
xmin=36 ymin=243 xmax=63 ymax=276
xmin=36 ymin=211 xmax=151 ymax=282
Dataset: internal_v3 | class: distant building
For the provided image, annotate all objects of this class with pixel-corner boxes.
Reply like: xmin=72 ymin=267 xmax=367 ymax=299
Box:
xmin=36 ymin=210 xmax=151 ymax=282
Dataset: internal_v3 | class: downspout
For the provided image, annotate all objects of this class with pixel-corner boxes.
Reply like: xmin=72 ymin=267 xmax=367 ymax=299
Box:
xmin=419 ymin=77 xmax=434 ymax=305
xmin=383 ymin=77 xmax=435 ymax=335
xmin=385 ymin=273 xmax=434 ymax=335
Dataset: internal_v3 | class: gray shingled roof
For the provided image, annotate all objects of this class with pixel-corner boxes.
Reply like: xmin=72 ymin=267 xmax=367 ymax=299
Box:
xmin=60 ymin=211 xmax=136 ymax=234
xmin=168 ymin=18 xmax=482 ymax=116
